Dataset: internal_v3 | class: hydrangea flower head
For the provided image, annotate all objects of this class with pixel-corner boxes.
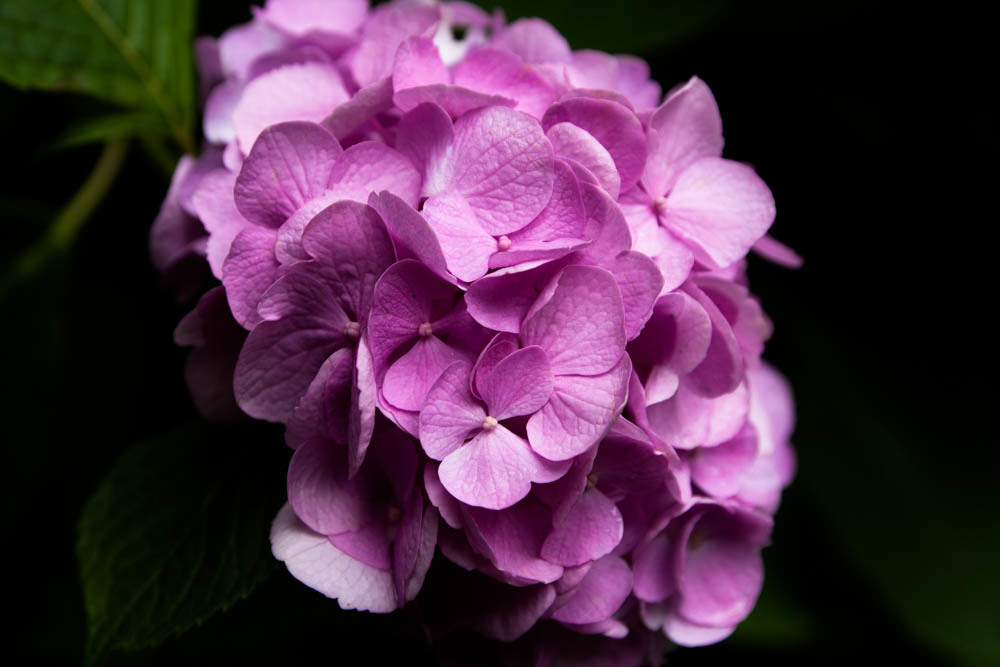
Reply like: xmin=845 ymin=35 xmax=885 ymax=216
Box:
xmin=154 ymin=1 xmax=799 ymax=663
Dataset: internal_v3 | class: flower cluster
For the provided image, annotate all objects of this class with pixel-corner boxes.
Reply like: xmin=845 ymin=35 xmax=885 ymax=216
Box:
xmin=152 ymin=0 xmax=799 ymax=661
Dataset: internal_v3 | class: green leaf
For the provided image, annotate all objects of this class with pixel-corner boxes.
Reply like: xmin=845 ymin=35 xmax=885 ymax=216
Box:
xmin=77 ymin=422 xmax=287 ymax=665
xmin=0 ymin=0 xmax=197 ymax=153
xmin=45 ymin=110 xmax=168 ymax=152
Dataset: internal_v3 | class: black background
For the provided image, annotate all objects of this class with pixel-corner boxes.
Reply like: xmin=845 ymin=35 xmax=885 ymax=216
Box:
xmin=3 ymin=0 xmax=996 ymax=664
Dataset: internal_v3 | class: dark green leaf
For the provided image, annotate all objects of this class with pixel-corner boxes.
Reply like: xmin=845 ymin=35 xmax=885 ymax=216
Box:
xmin=77 ymin=422 xmax=287 ymax=665
xmin=0 ymin=0 xmax=197 ymax=152
xmin=45 ymin=110 xmax=168 ymax=152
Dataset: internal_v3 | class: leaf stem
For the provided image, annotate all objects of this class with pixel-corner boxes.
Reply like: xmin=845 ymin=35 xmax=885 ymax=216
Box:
xmin=0 ymin=140 xmax=128 ymax=299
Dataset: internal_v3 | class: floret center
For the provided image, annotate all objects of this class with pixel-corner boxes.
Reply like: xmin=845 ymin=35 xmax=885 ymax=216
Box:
xmin=344 ymin=321 xmax=361 ymax=339
xmin=652 ymin=196 xmax=669 ymax=217
xmin=497 ymin=235 xmax=512 ymax=251
xmin=481 ymin=416 xmax=499 ymax=430
xmin=418 ymin=322 xmax=434 ymax=337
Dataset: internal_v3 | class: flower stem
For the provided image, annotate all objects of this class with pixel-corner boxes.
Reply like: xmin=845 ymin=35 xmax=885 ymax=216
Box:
xmin=0 ymin=139 xmax=128 ymax=299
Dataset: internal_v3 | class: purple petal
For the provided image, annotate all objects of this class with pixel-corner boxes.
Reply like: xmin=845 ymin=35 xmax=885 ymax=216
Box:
xmin=452 ymin=47 xmax=558 ymax=119
xmin=328 ymin=520 xmax=391 ymax=569
xmin=471 ymin=332 xmax=520 ymax=400
xmin=349 ymin=2 xmax=440 ymax=87
xmin=542 ymin=97 xmax=647 ymax=193
xmin=446 ymin=106 xmax=555 ymax=235
xmin=419 ymin=361 xmax=484 ymax=460
xmin=259 ymin=0 xmax=367 ymax=36
xmin=463 ymin=497 xmax=565 ymax=583
xmin=632 ymin=532 xmax=675 ymax=603
xmin=203 ymin=79 xmax=239 ymax=145
xmin=233 ymin=270 xmax=348 ymax=421
xmin=521 ymin=265 xmax=625 ymax=376
xmin=217 ymin=21 xmax=283 ymax=79
xmin=424 ymin=461 xmax=464 ymax=529
xmin=546 ymin=122 xmax=620 ymax=199
xmin=395 ymin=102 xmax=455 ymax=197
xmin=662 ymin=612 xmax=735 ymax=647
xmin=421 ymin=192 xmax=495 ymax=281
xmin=300 ymin=200 xmax=396 ymax=321
xmin=371 ymin=193 xmax=453 ymax=281
xmin=232 ymin=62 xmax=349 ymax=154
xmin=322 ymin=76 xmax=394 ymax=141
xmin=643 ymin=76 xmax=724 ymax=197
xmin=234 ymin=121 xmax=342 ymax=228
xmin=690 ymin=424 xmax=759 ymax=498
xmin=752 ymin=234 xmax=804 ymax=268
xmin=664 ymin=157 xmax=775 ymax=269
xmin=221 ymin=225 xmax=279 ymax=329
xmin=527 ymin=355 xmax=631 ymax=461
xmin=465 ymin=261 xmax=563 ymax=333
xmin=286 ymin=347 xmax=353 ymax=449
xmin=611 ymin=250 xmax=663 ymax=341
xmin=550 ymin=555 xmax=632 ymax=624
xmin=348 ymin=337 xmax=376 ymax=476
xmin=329 ymin=141 xmax=421 ymax=207
xmin=509 ymin=159 xmax=586 ymax=243
xmin=492 ymin=18 xmax=571 ymax=64
xmin=683 ymin=281 xmax=745 ymax=398
xmin=383 ymin=336 xmax=465 ymax=412
xmin=271 ymin=504 xmax=396 ymax=612
xmin=191 ymin=169 xmax=248 ymax=279
xmin=287 ymin=437 xmax=371 ymax=535
xmin=647 ymin=380 xmax=750 ymax=450
xmin=480 ymin=345 xmax=554 ymax=421
xmin=576 ymin=182 xmax=632 ymax=264
xmin=439 ymin=425 xmax=563 ymax=510
xmin=541 ymin=488 xmax=623 ymax=567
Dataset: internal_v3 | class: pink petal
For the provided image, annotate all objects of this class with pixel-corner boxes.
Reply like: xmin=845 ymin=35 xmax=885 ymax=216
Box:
xmin=521 ymin=264 xmax=625 ymax=376
xmin=752 ymin=233 xmax=803 ymax=268
xmin=453 ymin=47 xmax=558 ymax=119
xmin=465 ymin=260 xmax=563 ymax=333
xmin=492 ymin=18 xmax=571 ymax=64
xmin=371 ymin=194 xmax=453 ymax=282
xmin=328 ymin=520 xmax=391 ymax=570
xmin=419 ymin=361 xmax=484 ymax=460
xmin=480 ymin=345 xmax=554 ymax=421
xmin=349 ymin=2 xmax=440 ymax=87
xmin=690 ymin=424 xmax=759 ymax=498
xmin=348 ymin=337 xmax=376 ymax=476
xmin=233 ymin=271 xmax=348 ymax=421
xmin=322 ymin=76 xmax=394 ymax=141
xmin=286 ymin=347 xmax=353 ymax=449
xmin=463 ymin=497 xmax=565 ymax=583
xmin=546 ymin=122 xmax=620 ymax=199
xmin=221 ymin=225 xmax=279 ymax=329
xmin=439 ymin=425 xmax=566 ymax=510
xmin=329 ymin=141 xmax=421 ymax=207
xmin=664 ymin=157 xmax=776 ymax=269
xmin=271 ymin=504 xmax=396 ymax=612
xmin=447 ymin=106 xmax=555 ymax=235
xmin=287 ymin=437 xmax=371 ymax=535
xmin=203 ymin=79 xmax=240 ymax=144
xmin=632 ymin=532 xmax=675 ymax=603
xmin=541 ymin=488 xmax=623 ymax=567
xmin=383 ymin=336 xmax=465 ymax=412
xmin=421 ymin=191 xmax=495 ymax=282
xmin=234 ymin=120 xmax=343 ymax=228
xmin=526 ymin=355 xmax=631 ymax=461
xmin=611 ymin=250 xmax=663 ymax=341
xmin=259 ymin=0 xmax=367 ymax=36
xmin=395 ymin=102 xmax=455 ymax=197
xmin=683 ymin=281 xmax=745 ymax=398
xmin=647 ymin=380 xmax=750 ymax=450
xmin=643 ymin=76 xmax=724 ymax=197
xmin=542 ymin=97 xmax=647 ymax=193
xmin=550 ymin=555 xmax=632 ymax=624
xmin=232 ymin=62 xmax=349 ymax=154
xmin=662 ymin=612 xmax=735 ymax=647
xmin=424 ymin=461 xmax=464 ymax=529
xmin=300 ymin=200 xmax=396 ymax=321
xmin=190 ymin=169 xmax=248 ymax=279
xmin=510 ymin=159 xmax=586 ymax=243
xmin=218 ymin=21 xmax=283 ymax=79
xmin=575 ymin=182 xmax=632 ymax=264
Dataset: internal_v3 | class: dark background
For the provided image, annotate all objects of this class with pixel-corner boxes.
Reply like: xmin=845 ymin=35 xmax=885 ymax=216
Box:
xmin=3 ymin=0 xmax=996 ymax=664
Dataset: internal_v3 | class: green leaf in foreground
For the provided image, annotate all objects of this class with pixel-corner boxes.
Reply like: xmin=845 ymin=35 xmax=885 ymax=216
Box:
xmin=0 ymin=0 xmax=197 ymax=153
xmin=77 ymin=423 xmax=287 ymax=665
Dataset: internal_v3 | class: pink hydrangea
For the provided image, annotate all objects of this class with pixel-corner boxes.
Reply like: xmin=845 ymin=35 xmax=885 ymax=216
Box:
xmin=153 ymin=1 xmax=799 ymax=663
